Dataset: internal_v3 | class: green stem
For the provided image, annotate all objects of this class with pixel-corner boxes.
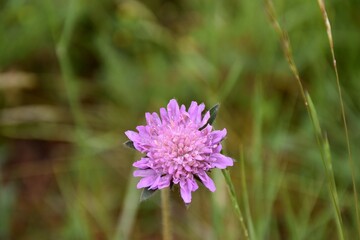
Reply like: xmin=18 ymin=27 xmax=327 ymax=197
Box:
xmin=161 ymin=188 xmax=172 ymax=240
xmin=317 ymin=0 xmax=360 ymax=236
xmin=240 ymin=147 xmax=256 ymax=240
xmin=222 ymin=169 xmax=249 ymax=240
xmin=265 ymin=1 xmax=345 ymax=238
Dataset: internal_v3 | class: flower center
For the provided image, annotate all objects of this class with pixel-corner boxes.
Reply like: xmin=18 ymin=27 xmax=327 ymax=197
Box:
xmin=150 ymin=124 xmax=211 ymax=182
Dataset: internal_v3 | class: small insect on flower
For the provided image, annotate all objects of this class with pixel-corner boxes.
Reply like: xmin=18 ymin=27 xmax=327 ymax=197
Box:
xmin=124 ymin=99 xmax=233 ymax=204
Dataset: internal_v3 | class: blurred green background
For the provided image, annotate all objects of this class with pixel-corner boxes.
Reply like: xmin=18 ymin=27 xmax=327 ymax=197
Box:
xmin=1 ymin=0 xmax=360 ymax=239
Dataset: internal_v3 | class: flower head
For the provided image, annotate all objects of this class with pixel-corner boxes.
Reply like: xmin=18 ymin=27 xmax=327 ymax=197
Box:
xmin=125 ymin=99 xmax=233 ymax=204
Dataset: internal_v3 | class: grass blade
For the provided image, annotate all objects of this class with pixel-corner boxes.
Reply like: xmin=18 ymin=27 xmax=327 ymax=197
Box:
xmin=316 ymin=0 xmax=360 ymax=236
xmin=222 ymin=169 xmax=249 ymax=240
xmin=265 ymin=1 xmax=345 ymax=238
xmin=306 ymin=93 xmax=344 ymax=240
xmin=240 ymin=147 xmax=257 ymax=240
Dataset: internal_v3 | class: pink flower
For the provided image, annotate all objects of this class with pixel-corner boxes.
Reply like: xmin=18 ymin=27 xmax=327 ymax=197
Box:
xmin=125 ymin=99 xmax=233 ymax=204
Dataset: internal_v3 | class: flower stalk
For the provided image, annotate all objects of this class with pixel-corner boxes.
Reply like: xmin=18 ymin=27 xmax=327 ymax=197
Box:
xmin=161 ymin=188 xmax=172 ymax=240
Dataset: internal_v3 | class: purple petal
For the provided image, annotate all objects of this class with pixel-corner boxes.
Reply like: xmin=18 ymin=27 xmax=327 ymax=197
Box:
xmin=213 ymin=144 xmax=222 ymax=153
xmin=184 ymin=165 xmax=192 ymax=172
xmin=188 ymin=101 xmax=199 ymax=122
xmin=180 ymin=104 xmax=186 ymax=112
xmin=201 ymin=147 xmax=213 ymax=154
xmin=125 ymin=130 xmax=141 ymax=142
xmin=190 ymin=178 xmax=199 ymax=191
xmin=211 ymin=153 xmax=234 ymax=169
xmin=135 ymin=126 xmax=150 ymax=137
xmin=133 ymin=158 xmax=149 ymax=169
xmin=180 ymin=105 xmax=190 ymax=122
xmin=167 ymin=99 xmax=180 ymax=120
xmin=137 ymin=174 xmax=159 ymax=188
xmin=133 ymin=169 xmax=156 ymax=177
xmin=158 ymin=175 xmax=172 ymax=189
xmin=168 ymin=165 xmax=175 ymax=174
xmin=145 ymin=112 xmax=161 ymax=127
xmin=210 ymin=129 xmax=227 ymax=144
xmin=179 ymin=178 xmax=199 ymax=203
xmin=180 ymin=179 xmax=192 ymax=203
xmin=200 ymin=111 xmax=210 ymax=126
xmin=145 ymin=112 xmax=154 ymax=126
xmin=196 ymin=103 xmax=205 ymax=123
xmin=198 ymin=172 xmax=216 ymax=192
xmin=160 ymin=107 xmax=169 ymax=123
xmin=200 ymin=125 xmax=212 ymax=134
xmin=149 ymin=175 xmax=161 ymax=189
xmin=152 ymin=112 xmax=162 ymax=125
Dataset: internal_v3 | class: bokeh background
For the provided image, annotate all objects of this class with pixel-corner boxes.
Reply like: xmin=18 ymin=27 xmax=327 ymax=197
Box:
xmin=1 ymin=0 xmax=360 ymax=239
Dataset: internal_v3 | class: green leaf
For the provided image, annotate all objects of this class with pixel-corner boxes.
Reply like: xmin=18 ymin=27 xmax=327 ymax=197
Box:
xmin=140 ymin=188 xmax=157 ymax=202
xmin=199 ymin=104 xmax=220 ymax=130
xmin=124 ymin=140 xmax=135 ymax=149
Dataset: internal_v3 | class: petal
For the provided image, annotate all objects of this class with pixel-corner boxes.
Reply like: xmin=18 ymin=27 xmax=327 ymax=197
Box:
xmin=180 ymin=104 xmax=186 ymax=113
xmin=184 ymin=165 xmax=192 ymax=172
xmin=200 ymin=111 xmax=210 ymax=127
xmin=189 ymin=178 xmax=199 ymax=191
xmin=201 ymin=147 xmax=213 ymax=154
xmin=145 ymin=112 xmax=162 ymax=127
xmin=137 ymin=174 xmax=159 ymax=188
xmin=133 ymin=158 xmax=149 ymax=169
xmin=152 ymin=112 xmax=162 ymax=125
xmin=211 ymin=153 xmax=234 ymax=169
xmin=180 ymin=105 xmax=190 ymax=122
xmin=180 ymin=180 xmax=192 ymax=204
xmin=198 ymin=172 xmax=216 ymax=192
xmin=196 ymin=103 xmax=205 ymax=123
xmin=167 ymin=99 xmax=180 ymax=120
xmin=188 ymin=101 xmax=199 ymax=122
xmin=213 ymin=144 xmax=222 ymax=153
xmin=145 ymin=112 xmax=153 ymax=125
xmin=149 ymin=175 xmax=162 ymax=190
xmin=160 ymin=107 xmax=169 ymax=123
xmin=158 ymin=175 xmax=172 ymax=189
xmin=135 ymin=126 xmax=151 ymax=139
xmin=133 ymin=169 xmax=156 ymax=177
xmin=125 ymin=131 xmax=145 ymax=151
xmin=125 ymin=130 xmax=141 ymax=143
xmin=168 ymin=165 xmax=175 ymax=174
xmin=210 ymin=129 xmax=227 ymax=144
xmin=200 ymin=125 xmax=212 ymax=134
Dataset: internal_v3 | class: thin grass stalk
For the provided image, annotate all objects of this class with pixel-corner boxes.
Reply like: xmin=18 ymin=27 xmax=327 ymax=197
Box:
xmin=211 ymin=171 xmax=225 ymax=239
xmin=316 ymin=0 xmax=360 ymax=236
xmin=306 ymin=95 xmax=344 ymax=239
xmin=240 ymin=146 xmax=257 ymax=240
xmin=222 ymin=169 xmax=249 ymax=240
xmin=161 ymin=188 xmax=172 ymax=240
xmin=264 ymin=1 xmax=345 ymax=238
xmin=323 ymin=135 xmax=343 ymax=229
xmin=264 ymin=0 xmax=307 ymax=105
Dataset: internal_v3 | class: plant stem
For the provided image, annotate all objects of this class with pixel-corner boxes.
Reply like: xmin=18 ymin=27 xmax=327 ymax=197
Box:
xmin=161 ymin=188 xmax=172 ymax=240
xmin=222 ymin=169 xmax=249 ymax=240
xmin=265 ymin=1 xmax=345 ymax=238
xmin=240 ymin=147 xmax=256 ymax=240
xmin=317 ymin=0 xmax=360 ymax=236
